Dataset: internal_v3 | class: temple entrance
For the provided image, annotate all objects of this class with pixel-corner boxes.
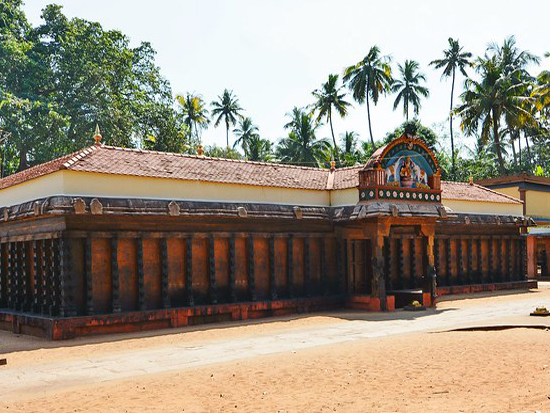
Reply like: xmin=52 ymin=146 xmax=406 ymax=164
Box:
xmin=384 ymin=226 xmax=429 ymax=308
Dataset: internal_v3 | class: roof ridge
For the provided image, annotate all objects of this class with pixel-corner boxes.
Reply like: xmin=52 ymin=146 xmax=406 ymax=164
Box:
xmin=99 ymin=145 xmax=331 ymax=172
xmin=470 ymin=182 xmax=523 ymax=203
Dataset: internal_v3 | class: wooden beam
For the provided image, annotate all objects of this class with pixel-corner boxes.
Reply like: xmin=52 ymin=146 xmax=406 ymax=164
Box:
xmin=228 ymin=235 xmax=236 ymax=302
xmin=185 ymin=237 xmax=194 ymax=306
xmin=136 ymin=238 xmax=146 ymax=310
xmin=110 ymin=237 xmax=121 ymax=313
xmin=247 ymin=235 xmax=256 ymax=301
xmin=161 ymin=238 xmax=171 ymax=308
xmin=269 ymin=236 xmax=277 ymax=300
xmin=287 ymin=236 xmax=294 ymax=298
xmin=85 ymin=237 xmax=94 ymax=315
xmin=208 ymin=235 xmax=217 ymax=305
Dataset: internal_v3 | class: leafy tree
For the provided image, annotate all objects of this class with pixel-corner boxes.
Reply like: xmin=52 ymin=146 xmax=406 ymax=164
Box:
xmin=383 ymin=120 xmax=438 ymax=151
xmin=211 ymin=89 xmax=243 ymax=148
xmin=244 ymin=134 xmax=273 ymax=162
xmin=310 ymin=74 xmax=351 ymax=162
xmin=0 ymin=3 xmax=182 ymax=173
xmin=276 ymin=107 xmax=330 ymax=167
xmin=343 ymin=46 xmax=392 ymax=148
xmin=339 ymin=131 xmax=361 ymax=166
xmin=391 ymin=60 xmax=430 ymax=121
xmin=176 ymin=92 xmax=210 ymax=142
xmin=204 ymin=145 xmax=243 ymax=160
xmin=430 ymin=38 xmax=473 ymax=175
xmin=233 ymin=116 xmax=259 ymax=151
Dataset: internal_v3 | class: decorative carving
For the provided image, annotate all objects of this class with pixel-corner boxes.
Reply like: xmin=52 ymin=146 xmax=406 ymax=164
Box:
xmin=464 ymin=215 xmax=471 ymax=225
xmin=3 ymin=208 xmax=8 ymax=221
xmin=390 ymin=204 xmax=399 ymax=217
xmin=237 ymin=206 xmax=247 ymax=218
xmin=168 ymin=200 xmax=180 ymax=216
xmin=293 ymin=206 xmax=303 ymax=219
xmin=90 ymin=198 xmax=103 ymax=215
xmin=73 ymin=198 xmax=86 ymax=214
xmin=438 ymin=206 xmax=448 ymax=218
xmin=33 ymin=201 xmax=41 ymax=216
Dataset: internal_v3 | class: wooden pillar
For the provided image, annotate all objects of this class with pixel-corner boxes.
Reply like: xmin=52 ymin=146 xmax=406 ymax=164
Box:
xmin=136 ymin=238 xmax=146 ymax=310
xmin=477 ymin=238 xmax=483 ymax=284
xmin=457 ymin=238 xmax=464 ymax=285
xmin=487 ymin=238 xmax=493 ymax=283
xmin=32 ymin=240 xmax=40 ymax=313
xmin=304 ymin=237 xmax=311 ymax=297
xmin=85 ymin=237 xmax=94 ymax=315
xmin=7 ymin=242 xmax=14 ymax=309
xmin=445 ymin=238 xmax=452 ymax=286
xmin=208 ymin=235 xmax=217 ymax=305
xmin=409 ymin=238 xmax=417 ymax=289
xmin=495 ymin=237 xmax=503 ymax=282
xmin=526 ymin=236 xmax=537 ymax=278
xmin=0 ymin=243 xmax=4 ymax=308
xmin=514 ymin=238 xmax=521 ymax=281
xmin=371 ymin=234 xmax=387 ymax=311
xmin=110 ymin=237 xmax=121 ymax=313
xmin=161 ymin=238 xmax=172 ymax=308
xmin=185 ymin=237 xmax=194 ymax=306
xmin=421 ymin=224 xmax=437 ymax=306
xmin=247 ymin=235 xmax=256 ymax=301
xmin=397 ymin=238 xmax=405 ymax=290
xmin=42 ymin=240 xmax=52 ymax=315
xmin=18 ymin=242 xmax=26 ymax=311
xmin=384 ymin=237 xmax=393 ymax=291
xmin=521 ymin=237 xmax=528 ymax=280
xmin=506 ymin=238 xmax=512 ymax=282
xmin=269 ymin=236 xmax=277 ymax=300
xmin=229 ymin=235 xmax=236 ymax=302
xmin=466 ymin=238 xmax=473 ymax=285
xmin=433 ymin=238 xmax=440 ymax=286
xmin=320 ymin=238 xmax=327 ymax=296
xmin=287 ymin=236 xmax=294 ymax=298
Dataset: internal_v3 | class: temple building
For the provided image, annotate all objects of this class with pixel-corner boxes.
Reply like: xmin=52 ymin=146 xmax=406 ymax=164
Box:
xmin=0 ymin=132 xmax=536 ymax=339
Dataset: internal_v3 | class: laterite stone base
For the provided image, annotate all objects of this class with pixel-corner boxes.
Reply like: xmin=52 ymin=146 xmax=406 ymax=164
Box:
xmin=436 ymin=279 xmax=537 ymax=297
xmin=0 ymin=296 xmax=344 ymax=340
xmin=347 ymin=295 xmax=396 ymax=312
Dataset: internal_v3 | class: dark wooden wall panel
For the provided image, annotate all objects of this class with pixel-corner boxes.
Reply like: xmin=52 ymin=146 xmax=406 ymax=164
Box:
xmin=214 ymin=237 xmax=229 ymax=302
xmin=253 ymin=238 xmax=269 ymax=299
xmin=325 ymin=238 xmax=337 ymax=292
xmin=192 ymin=237 xmax=209 ymax=304
xmin=118 ymin=238 xmax=138 ymax=312
xmin=234 ymin=237 xmax=248 ymax=300
xmin=91 ymin=238 xmax=112 ymax=314
xmin=309 ymin=238 xmax=321 ymax=295
xmin=274 ymin=237 xmax=288 ymax=296
xmin=167 ymin=238 xmax=185 ymax=306
xmin=143 ymin=238 xmax=162 ymax=310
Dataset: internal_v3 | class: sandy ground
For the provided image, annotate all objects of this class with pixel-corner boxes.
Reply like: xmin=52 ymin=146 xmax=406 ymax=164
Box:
xmin=1 ymin=285 xmax=550 ymax=412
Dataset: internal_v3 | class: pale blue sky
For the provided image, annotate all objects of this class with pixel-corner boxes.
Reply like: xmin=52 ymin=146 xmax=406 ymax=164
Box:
xmin=23 ymin=0 xmax=550 ymax=152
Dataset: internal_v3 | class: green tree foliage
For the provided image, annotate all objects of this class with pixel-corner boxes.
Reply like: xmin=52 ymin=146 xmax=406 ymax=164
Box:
xmin=391 ymin=60 xmax=430 ymax=121
xmin=430 ymin=38 xmax=473 ymax=175
xmin=276 ymin=107 xmax=330 ymax=167
xmin=204 ymin=145 xmax=243 ymax=160
xmin=176 ymin=92 xmax=210 ymax=143
xmin=0 ymin=2 xmax=184 ymax=173
xmin=232 ymin=116 xmax=273 ymax=161
xmin=343 ymin=46 xmax=392 ymax=148
xmin=310 ymin=74 xmax=351 ymax=162
xmin=211 ymin=89 xmax=243 ymax=148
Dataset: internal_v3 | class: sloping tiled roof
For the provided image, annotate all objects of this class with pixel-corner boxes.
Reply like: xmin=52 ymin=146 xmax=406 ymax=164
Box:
xmin=441 ymin=181 xmax=522 ymax=204
xmin=0 ymin=144 xmax=522 ymax=205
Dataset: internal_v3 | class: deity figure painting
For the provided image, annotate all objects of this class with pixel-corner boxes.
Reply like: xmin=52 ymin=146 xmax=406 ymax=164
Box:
xmin=385 ymin=156 xmax=428 ymax=188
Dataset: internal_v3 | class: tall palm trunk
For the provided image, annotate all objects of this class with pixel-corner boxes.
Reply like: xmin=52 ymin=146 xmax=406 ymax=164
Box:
xmin=491 ymin=107 xmax=506 ymax=173
xmin=517 ymin=132 xmax=522 ymax=170
xmin=525 ymin=132 xmax=532 ymax=170
xmin=328 ymin=109 xmax=339 ymax=163
xmin=365 ymin=83 xmax=376 ymax=148
xmin=511 ymin=134 xmax=518 ymax=167
xmin=449 ymin=68 xmax=456 ymax=175
xmin=225 ymin=118 xmax=229 ymax=148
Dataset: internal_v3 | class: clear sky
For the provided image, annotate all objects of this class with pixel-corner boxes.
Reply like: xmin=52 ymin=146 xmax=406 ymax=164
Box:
xmin=22 ymin=0 xmax=550 ymax=152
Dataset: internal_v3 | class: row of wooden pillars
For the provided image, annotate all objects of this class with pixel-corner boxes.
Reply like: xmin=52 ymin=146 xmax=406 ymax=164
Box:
xmin=0 ymin=234 xmax=343 ymax=317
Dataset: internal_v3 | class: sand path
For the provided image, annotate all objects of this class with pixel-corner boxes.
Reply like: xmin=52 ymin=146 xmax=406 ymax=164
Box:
xmin=1 ymin=287 xmax=549 ymax=402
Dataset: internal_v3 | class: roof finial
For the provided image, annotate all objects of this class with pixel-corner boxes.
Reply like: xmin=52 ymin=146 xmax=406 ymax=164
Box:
xmin=197 ymin=144 xmax=204 ymax=156
xmin=468 ymin=176 xmax=474 ymax=185
xmin=330 ymin=158 xmax=336 ymax=172
xmin=93 ymin=124 xmax=102 ymax=145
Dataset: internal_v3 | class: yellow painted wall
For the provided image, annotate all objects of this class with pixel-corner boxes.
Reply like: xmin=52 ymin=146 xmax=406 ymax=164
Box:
xmin=330 ymin=188 xmax=358 ymax=206
xmin=491 ymin=186 xmax=520 ymax=200
xmin=0 ymin=171 xmax=65 ymax=207
xmin=62 ymin=171 xmax=331 ymax=206
xmin=442 ymin=199 xmax=523 ymax=215
xmin=525 ymin=190 xmax=550 ymax=219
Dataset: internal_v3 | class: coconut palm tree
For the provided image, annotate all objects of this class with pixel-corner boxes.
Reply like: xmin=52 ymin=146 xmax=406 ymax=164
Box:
xmin=176 ymin=93 xmax=210 ymax=142
xmin=430 ymin=38 xmax=473 ymax=174
xmin=455 ymin=56 xmax=532 ymax=173
xmin=245 ymin=135 xmax=273 ymax=162
xmin=233 ymin=117 xmax=259 ymax=152
xmin=310 ymin=74 xmax=351 ymax=161
xmin=276 ymin=107 xmax=330 ymax=167
xmin=391 ymin=60 xmax=430 ymax=121
xmin=343 ymin=46 xmax=392 ymax=148
xmin=211 ymin=89 xmax=243 ymax=148
xmin=340 ymin=131 xmax=360 ymax=166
